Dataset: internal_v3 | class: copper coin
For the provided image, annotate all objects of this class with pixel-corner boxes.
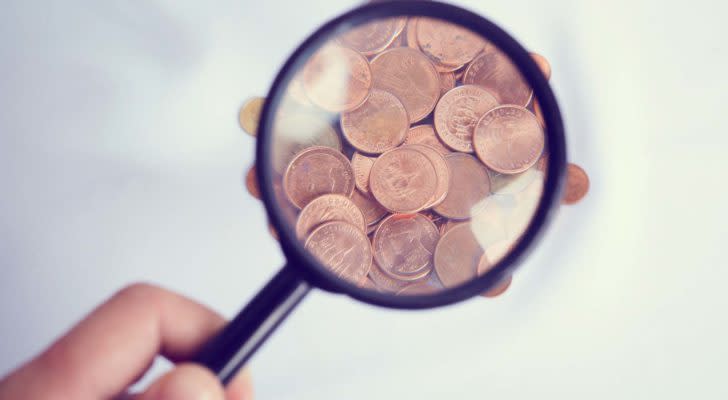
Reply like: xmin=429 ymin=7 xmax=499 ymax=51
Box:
xmin=405 ymin=17 xmax=420 ymax=49
xmin=340 ymin=89 xmax=409 ymax=154
xmin=404 ymin=125 xmax=451 ymax=156
xmin=369 ymin=261 xmax=411 ymax=293
xmin=473 ymin=106 xmax=545 ymax=175
xmin=533 ymin=98 xmax=545 ymax=127
xmin=272 ymin=112 xmax=342 ymax=173
xmin=370 ymin=47 xmax=440 ymax=123
xmin=433 ymin=153 xmax=491 ymax=220
xmin=404 ymin=144 xmax=450 ymax=208
xmin=295 ymin=194 xmax=366 ymax=239
xmin=304 ymin=221 xmax=372 ymax=285
xmin=463 ymin=48 xmax=533 ymax=106
xmin=530 ymin=52 xmax=552 ymax=80
xmin=434 ymin=85 xmax=499 ymax=153
xmin=416 ymin=18 xmax=485 ymax=71
xmin=434 ymin=223 xmax=482 ymax=288
xmin=562 ymin=163 xmax=590 ymax=205
xmin=369 ymin=147 xmax=438 ymax=213
xmin=238 ymin=97 xmax=264 ymax=136
xmin=351 ymin=189 xmax=388 ymax=227
xmin=439 ymin=72 xmax=456 ymax=96
xmin=397 ymin=281 xmax=438 ymax=296
xmin=483 ymin=275 xmax=513 ymax=298
xmin=245 ymin=165 xmax=260 ymax=200
xmin=373 ymin=214 xmax=439 ymax=281
xmin=283 ymin=146 xmax=355 ymax=209
xmin=351 ymin=152 xmax=376 ymax=194
xmin=337 ymin=17 xmax=407 ymax=56
xmin=301 ymin=44 xmax=372 ymax=112
xmin=439 ymin=220 xmax=465 ymax=235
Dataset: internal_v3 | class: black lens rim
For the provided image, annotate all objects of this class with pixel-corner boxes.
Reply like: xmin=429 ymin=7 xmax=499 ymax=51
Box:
xmin=256 ymin=0 xmax=567 ymax=309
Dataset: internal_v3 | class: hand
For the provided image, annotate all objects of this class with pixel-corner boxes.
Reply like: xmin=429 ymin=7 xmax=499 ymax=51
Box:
xmin=0 ymin=283 xmax=253 ymax=400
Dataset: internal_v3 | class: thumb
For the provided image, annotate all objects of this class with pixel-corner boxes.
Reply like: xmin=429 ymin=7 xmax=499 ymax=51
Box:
xmin=136 ymin=363 xmax=225 ymax=400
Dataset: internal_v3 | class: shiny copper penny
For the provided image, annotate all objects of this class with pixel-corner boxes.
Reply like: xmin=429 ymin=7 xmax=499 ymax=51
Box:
xmin=473 ymin=105 xmax=545 ymax=174
xmin=404 ymin=125 xmax=451 ymax=156
xmin=245 ymin=166 xmax=260 ymax=199
xmin=373 ymin=214 xmax=439 ymax=281
xmin=351 ymin=152 xmax=376 ymax=194
xmin=283 ymin=146 xmax=355 ymax=209
xmin=416 ymin=18 xmax=485 ymax=71
xmin=434 ymin=223 xmax=482 ymax=288
xmin=404 ymin=144 xmax=450 ymax=208
xmin=530 ymin=52 xmax=552 ymax=80
xmin=369 ymin=261 xmax=411 ymax=293
xmin=340 ymin=89 xmax=409 ymax=154
xmin=350 ymin=189 xmax=388 ymax=227
xmin=483 ymin=275 xmax=513 ymax=298
xmin=434 ymin=85 xmax=499 ymax=153
xmin=439 ymin=72 xmax=456 ymax=96
xmin=304 ymin=221 xmax=372 ymax=285
xmin=397 ymin=281 xmax=438 ymax=296
xmin=369 ymin=147 xmax=438 ymax=213
xmin=463 ymin=48 xmax=533 ymax=106
xmin=301 ymin=45 xmax=372 ymax=112
xmin=295 ymin=194 xmax=366 ymax=239
xmin=370 ymin=47 xmax=440 ymax=123
xmin=337 ymin=17 xmax=407 ymax=56
xmin=433 ymin=153 xmax=491 ymax=220
xmin=272 ymin=112 xmax=342 ymax=173
xmin=562 ymin=163 xmax=590 ymax=205
xmin=238 ymin=97 xmax=264 ymax=136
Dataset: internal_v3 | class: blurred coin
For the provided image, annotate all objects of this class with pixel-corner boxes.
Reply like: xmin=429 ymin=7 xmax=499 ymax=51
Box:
xmin=483 ymin=239 xmax=513 ymax=266
xmin=434 ymin=85 xmax=499 ymax=153
xmin=370 ymin=47 xmax=440 ymax=123
xmin=416 ymin=18 xmax=485 ymax=71
xmin=473 ymin=105 xmax=544 ymax=174
xmin=302 ymin=44 xmax=372 ymax=112
xmin=305 ymin=221 xmax=372 ymax=285
xmin=341 ymin=89 xmax=409 ymax=154
xmin=530 ymin=52 xmax=552 ymax=80
xmin=351 ymin=189 xmax=389 ymax=227
xmin=337 ymin=17 xmax=407 ymax=56
xmin=562 ymin=163 xmax=590 ymax=205
xmin=489 ymin=167 xmax=540 ymax=196
xmin=434 ymin=223 xmax=482 ymax=288
xmin=351 ymin=152 xmax=376 ymax=194
xmin=369 ymin=147 xmax=438 ymax=213
xmin=404 ymin=125 xmax=451 ymax=156
xmin=238 ymin=97 xmax=265 ymax=136
xmin=433 ymin=153 xmax=490 ymax=220
xmin=482 ymin=274 xmax=513 ymax=298
xmin=464 ymin=47 xmax=533 ymax=106
xmin=373 ymin=214 xmax=439 ymax=282
xmin=295 ymin=194 xmax=366 ymax=239
xmin=245 ymin=165 xmax=260 ymax=199
xmin=284 ymin=146 xmax=355 ymax=209
xmin=404 ymin=144 xmax=450 ymax=208
xmin=272 ymin=112 xmax=342 ymax=173
xmin=369 ymin=261 xmax=411 ymax=293
xmin=439 ymin=71 xmax=456 ymax=96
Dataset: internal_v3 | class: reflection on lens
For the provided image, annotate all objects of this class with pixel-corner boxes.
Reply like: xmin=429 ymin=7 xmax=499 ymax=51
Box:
xmin=268 ymin=16 xmax=549 ymax=296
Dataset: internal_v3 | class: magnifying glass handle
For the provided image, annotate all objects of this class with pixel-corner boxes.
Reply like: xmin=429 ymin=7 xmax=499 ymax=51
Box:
xmin=193 ymin=265 xmax=310 ymax=385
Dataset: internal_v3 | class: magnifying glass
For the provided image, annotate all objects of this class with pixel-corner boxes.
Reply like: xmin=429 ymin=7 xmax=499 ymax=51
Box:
xmin=194 ymin=0 xmax=566 ymax=385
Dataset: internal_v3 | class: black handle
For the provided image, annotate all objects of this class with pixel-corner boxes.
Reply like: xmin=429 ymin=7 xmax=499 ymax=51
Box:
xmin=193 ymin=265 xmax=310 ymax=385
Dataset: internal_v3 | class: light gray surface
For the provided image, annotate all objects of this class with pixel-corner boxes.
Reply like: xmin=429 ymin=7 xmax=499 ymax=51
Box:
xmin=1 ymin=0 xmax=727 ymax=398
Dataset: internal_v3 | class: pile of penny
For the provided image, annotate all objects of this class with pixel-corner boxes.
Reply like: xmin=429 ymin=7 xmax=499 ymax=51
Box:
xmin=240 ymin=17 xmax=589 ymax=297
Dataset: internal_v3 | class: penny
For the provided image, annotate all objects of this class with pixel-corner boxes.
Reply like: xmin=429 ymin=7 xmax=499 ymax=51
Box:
xmin=245 ymin=165 xmax=260 ymax=199
xmin=337 ymin=17 xmax=407 ymax=56
xmin=433 ymin=153 xmax=491 ymax=220
xmin=340 ymin=89 xmax=409 ymax=154
xmin=483 ymin=275 xmax=513 ymax=298
xmin=439 ymin=72 xmax=456 ymax=96
xmin=283 ymin=146 xmax=355 ymax=209
xmin=350 ymin=189 xmax=388 ymax=227
xmin=416 ymin=18 xmax=485 ymax=71
xmin=405 ymin=17 xmax=420 ymax=49
xmin=295 ymin=194 xmax=366 ymax=239
xmin=301 ymin=44 xmax=372 ymax=112
xmin=369 ymin=147 xmax=438 ymax=214
xmin=473 ymin=105 xmax=545 ymax=174
xmin=434 ymin=85 xmax=499 ymax=153
xmin=397 ymin=281 xmax=438 ymax=296
xmin=369 ymin=261 xmax=411 ymax=293
xmin=351 ymin=152 xmax=376 ymax=194
xmin=404 ymin=125 xmax=451 ymax=156
xmin=272 ymin=112 xmax=342 ymax=173
xmin=463 ymin=47 xmax=533 ymax=106
xmin=537 ymin=152 xmax=549 ymax=171
xmin=370 ymin=47 xmax=441 ymax=123
xmin=373 ymin=214 xmax=439 ymax=282
xmin=404 ymin=144 xmax=450 ymax=208
xmin=434 ymin=223 xmax=482 ymax=288
xmin=530 ymin=52 xmax=551 ymax=80
xmin=304 ymin=221 xmax=372 ymax=285
xmin=562 ymin=163 xmax=590 ymax=205
xmin=238 ymin=97 xmax=264 ymax=136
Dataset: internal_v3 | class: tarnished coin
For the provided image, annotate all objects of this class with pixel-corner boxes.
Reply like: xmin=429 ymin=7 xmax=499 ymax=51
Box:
xmin=416 ymin=18 xmax=485 ymax=71
xmin=439 ymin=72 xmax=456 ymax=96
xmin=373 ymin=214 xmax=439 ymax=282
xmin=369 ymin=147 xmax=438 ymax=214
xmin=404 ymin=125 xmax=451 ymax=156
xmin=370 ymin=47 xmax=441 ymax=123
xmin=341 ymin=89 xmax=409 ymax=154
xmin=305 ymin=221 xmax=372 ymax=285
xmin=351 ymin=152 xmax=376 ymax=194
xmin=434 ymin=85 xmax=499 ymax=153
xmin=295 ymin=194 xmax=366 ymax=239
xmin=337 ymin=17 xmax=407 ymax=56
xmin=433 ymin=153 xmax=491 ymax=220
xmin=272 ymin=112 xmax=342 ymax=173
xmin=463 ymin=47 xmax=533 ymax=106
xmin=301 ymin=44 xmax=372 ymax=112
xmin=473 ymin=105 xmax=544 ymax=174
xmin=245 ymin=165 xmax=260 ymax=200
xmin=434 ymin=223 xmax=482 ymax=288
xmin=351 ymin=189 xmax=388 ymax=227
xmin=562 ymin=163 xmax=590 ymax=205
xmin=397 ymin=281 xmax=438 ymax=296
xmin=238 ymin=97 xmax=264 ymax=136
xmin=404 ymin=144 xmax=450 ymax=208
xmin=369 ymin=261 xmax=410 ymax=293
xmin=283 ymin=146 xmax=355 ymax=209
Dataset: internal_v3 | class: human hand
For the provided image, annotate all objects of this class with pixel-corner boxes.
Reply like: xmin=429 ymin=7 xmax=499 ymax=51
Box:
xmin=0 ymin=283 xmax=252 ymax=400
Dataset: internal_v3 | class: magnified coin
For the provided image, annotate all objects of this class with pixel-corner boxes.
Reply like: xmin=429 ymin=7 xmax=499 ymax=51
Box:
xmin=305 ymin=221 xmax=372 ymax=285
xmin=373 ymin=214 xmax=439 ymax=282
xmin=302 ymin=44 xmax=372 ymax=112
xmin=337 ymin=17 xmax=407 ymax=56
xmin=341 ymin=89 xmax=409 ymax=154
xmin=433 ymin=153 xmax=491 ymax=220
xmin=368 ymin=261 xmax=410 ymax=293
xmin=439 ymin=71 xmax=456 ymax=96
xmin=351 ymin=152 xmax=376 ymax=194
xmin=284 ymin=146 xmax=355 ymax=209
xmin=416 ymin=17 xmax=485 ymax=71
xmin=404 ymin=144 xmax=450 ymax=208
xmin=434 ymin=223 xmax=482 ymax=288
xmin=404 ymin=125 xmax=451 ymax=156
xmin=350 ymin=189 xmax=389 ymax=227
xmin=295 ymin=194 xmax=366 ymax=239
xmin=434 ymin=85 xmax=499 ymax=153
xmin=369 ymin=147 xmax=438 ymax=214
xmin=272 ymin=112 xmax=342 ymax=173
xmin=463 ymin=46 xmax=533 ymax=106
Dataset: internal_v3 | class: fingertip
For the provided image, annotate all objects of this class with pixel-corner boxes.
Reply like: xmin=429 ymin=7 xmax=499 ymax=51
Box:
xmin=225 ymin=368 xmax=254 ymax=400
xmin=138 ymin=364 xmax=225 ymax=400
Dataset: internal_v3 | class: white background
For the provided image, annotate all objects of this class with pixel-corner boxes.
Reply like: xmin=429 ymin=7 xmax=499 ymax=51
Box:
xmin=1 ymin=0 xmax=727 ymax=399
